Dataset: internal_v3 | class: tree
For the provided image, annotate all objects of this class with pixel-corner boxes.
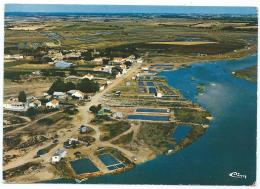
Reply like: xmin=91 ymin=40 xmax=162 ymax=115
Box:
xmin=77 ymin=78 xmax=99 ymax=93
xmin=47 ymin=79 xmax=66 ymax=95
xmin=65 ymin=82 xmax=76 ymax=91
xmin=18 ymin=91 xmax=27 ymax=102
xmin=89 ymin=104 xmax=102 ymax=114
xmin=81 ymin=51 xmax=93 ymax=61
xmin=124 ymin=61 xmax=132 ymax=68
xmin=102 ymin=58 xmax=109 ymax=65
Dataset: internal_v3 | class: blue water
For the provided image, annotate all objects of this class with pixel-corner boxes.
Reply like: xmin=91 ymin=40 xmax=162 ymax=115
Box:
xmin=147 ymin=82 xmax=154 ymax=86
xmin=99 ymin=154 xmax=120 ymax=166
xmin=70 ymin=158 xmax=99 ymax=175
xmin=136 ymin=108 xmax=168 ymax=113
xmin=173 ymin=126 xmax=193 ymax=143
xmin=148 ymin=87 xmax=157 ymax=94
xmin=128 ymin=115 xmax=170 ymax=121
xmin=48 ymin=54 xmax=257 ymax=185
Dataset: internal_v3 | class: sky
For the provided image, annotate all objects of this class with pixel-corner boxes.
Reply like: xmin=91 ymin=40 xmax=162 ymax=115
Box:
xmin=5 ymin=4 xmax=257 ymax=15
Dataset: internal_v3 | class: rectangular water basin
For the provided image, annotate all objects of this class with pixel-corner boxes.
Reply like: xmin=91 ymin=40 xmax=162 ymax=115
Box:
xmin=128 ymin=114 xmax=170 ymax=121
xmin=70 ymin=158 xmax=99 ymax=175
xmin=98 ymin=154 xmax=120 ymax=166
xmin=136 ymin=108 xmax=169 ymax=113
xmin=147 ymin=81 xmax=154 ymax=86
xmin=148 ymin=87 xmax=157 ymax=94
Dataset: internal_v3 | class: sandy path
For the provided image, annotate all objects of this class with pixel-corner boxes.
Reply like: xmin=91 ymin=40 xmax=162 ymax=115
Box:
xmin=6 ymin=110 xmax=62 ymax=135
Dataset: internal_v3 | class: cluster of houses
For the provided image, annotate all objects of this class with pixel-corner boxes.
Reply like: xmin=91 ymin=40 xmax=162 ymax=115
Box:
xmin=3 ymin=97 xmax=42 ymax=112
xmin=3 ymin=88 xmax=87 ymax=112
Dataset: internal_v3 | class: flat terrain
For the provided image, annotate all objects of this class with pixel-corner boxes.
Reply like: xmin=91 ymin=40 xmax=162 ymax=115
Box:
xmin=3 ymin=14 xmax=257 ymax=183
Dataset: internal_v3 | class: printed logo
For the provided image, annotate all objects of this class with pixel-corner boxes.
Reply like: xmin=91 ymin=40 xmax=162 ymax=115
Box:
xmin=229 ymin=172 xmax=247 ymax=179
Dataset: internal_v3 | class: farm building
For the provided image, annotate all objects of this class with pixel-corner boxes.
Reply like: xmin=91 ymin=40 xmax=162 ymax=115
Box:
xmin=71 ymin=90 xmax=85 ymax=100
xmin=101 ymin=65 xmax=113 ymax=73
xmin=55 ymin=61 xmax=74 ymax=68
xmin=29 ymin=99 xmax=42 ymax=108
xmin=46 ymin=99 xmax=60 ymax=109
xmin=51 ymin=149 xmax=67 ymax=164
xmin=3 ymin=102 xmax=28 ymax=112
xmin=53 ymin=92 xmax=67 ymax=99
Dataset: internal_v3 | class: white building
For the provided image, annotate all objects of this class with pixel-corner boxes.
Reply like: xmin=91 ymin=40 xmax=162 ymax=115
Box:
xmin=4 ymin=54 xmax=24 ymax=60
xmin=71 ymin=90 xmax=85 ymax=100
xmin=156 ymin=92 xmax=163 ymax=98
xmin=99 ymin=85 xmax=105 ymax=91
xmin=101 ymin=65 xmax=113 ymax=74
xmin=3 ymin=102 xmax=28 ymax=112
xmin=46 ymin=99 xmax=60 ymax=109
xmin=81 ymin=74 xmax=94 ymax=80
xmin=106 ymin=80 xmax=112 ymax=85
xmin=141 ymin=66 xmax=149 ymax=71
xmin=112 ymin=112 xmax=123 ymax=119
xmin=29 ymin=99 xmax=42 ymax=108
xmin=53 ymin=92 xmax=67 ymax=99
xmin=137 ymin=58 xmax=143 ymax=63
xmin=51 ymin=149 xmax=67 ymax=164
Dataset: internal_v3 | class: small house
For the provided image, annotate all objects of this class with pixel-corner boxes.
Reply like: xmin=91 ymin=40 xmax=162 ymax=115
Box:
xmin=156 ymin=92 xmax=163 ymax=98
xmin=29 ymin=99 xmax=42 ymax=108
xmin=101 ymin=65 xmax=113 ymax=74
xmin=64 ymin=138 xmax=79 ymax=149
xmin=53 ymin=92 xmax=67 ymax=99
xmin=80 ymin=125 xmax=88 ymax=133
xmin=112 ymin=112 xmax=123 ymax=119
xmin=99 ymin=85 xmax=105 ymax=91
xmin=115 ymin=91 xmax=121 ymax=97
xmin=71 ymin=90 xmax=84 ymax=100
xmin=51 ymin=149 xmax=67 ymax=164
xmin=3 ymin=102 xmax=28 ymax=112
xmin=46 ymin=99 xmax=60 ymax=109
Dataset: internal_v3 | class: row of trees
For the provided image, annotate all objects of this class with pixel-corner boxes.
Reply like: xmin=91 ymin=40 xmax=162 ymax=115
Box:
xmin=47 ymin=78 xmax=99 ymax=94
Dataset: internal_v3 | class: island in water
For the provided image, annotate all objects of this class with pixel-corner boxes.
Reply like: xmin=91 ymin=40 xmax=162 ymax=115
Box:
xmin=3 ymin=4 xmax=257 ymax=185
xmin=233 ymin=65 xmax=257 ymax=82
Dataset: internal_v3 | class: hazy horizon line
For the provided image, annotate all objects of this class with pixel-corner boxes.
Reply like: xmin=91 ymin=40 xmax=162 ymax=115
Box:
xmin=5 ymin=4 xmax=257 ymax=15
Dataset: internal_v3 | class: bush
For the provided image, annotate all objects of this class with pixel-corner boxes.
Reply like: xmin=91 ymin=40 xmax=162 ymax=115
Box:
xmin=89 ymin=104 xmax=101 ymax=114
